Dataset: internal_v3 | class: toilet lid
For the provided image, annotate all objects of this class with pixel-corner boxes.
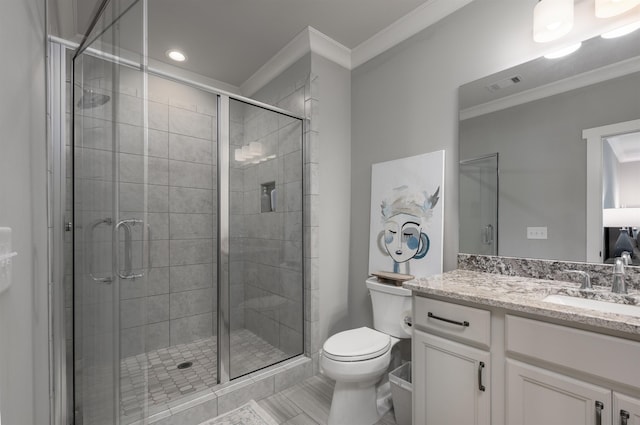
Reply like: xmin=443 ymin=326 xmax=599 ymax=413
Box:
xmin=323 ymin=327 xmax=391 ymax=362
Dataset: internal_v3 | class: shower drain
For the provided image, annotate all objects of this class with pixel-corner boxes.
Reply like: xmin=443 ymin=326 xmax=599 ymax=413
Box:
xmin=177 ymin=361 xmax=193 ymax=370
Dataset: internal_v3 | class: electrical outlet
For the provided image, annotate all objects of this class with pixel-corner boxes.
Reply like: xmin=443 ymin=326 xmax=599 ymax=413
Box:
xmin=527 ymin=227 xmax=547 ymax=239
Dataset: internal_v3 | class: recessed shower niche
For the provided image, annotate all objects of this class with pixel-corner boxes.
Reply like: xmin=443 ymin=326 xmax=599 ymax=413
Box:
xmin=261 ymin=181 xmax=276 ymax=213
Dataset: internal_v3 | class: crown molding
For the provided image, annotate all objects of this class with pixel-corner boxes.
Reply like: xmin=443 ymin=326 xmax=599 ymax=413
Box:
xmin=241 ymin=26 xmax=350 ymax=96
xmin=242 ymin=1 xmax=472 ymax=96
xmin=241 ymin=27 xmax=312 ymax=96
xmin=308 ymin=26 xmax=352 ymax=70
xmin=460 ymin=55 xmax=640 ymax=121
xmin=351 ymin=0 xmax=475 ymax=69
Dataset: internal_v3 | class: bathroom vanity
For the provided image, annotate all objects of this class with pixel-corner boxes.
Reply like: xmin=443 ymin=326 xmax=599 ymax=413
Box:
xmin=406 ymin=270 xmax=640 ymax=425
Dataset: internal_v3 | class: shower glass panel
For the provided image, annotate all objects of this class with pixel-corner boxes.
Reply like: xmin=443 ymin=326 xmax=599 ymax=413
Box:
xmin=73 ymin=1 xmax=150 ymax=424
xmin=459 ymin=154 xmax=499 ymax=256
xmin=71 ymin=1 xmax=306 ymax=418
xmin=228 ymin=99 xmax=304 ymax=379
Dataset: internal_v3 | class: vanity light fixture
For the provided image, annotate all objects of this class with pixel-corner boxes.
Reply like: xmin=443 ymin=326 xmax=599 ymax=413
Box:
xmin=242 ymin=145 xmax=255 ymax=159
xmin=235 ymin=142 xmax=271 ymax=164
xmin=249 ymin=142 xmax=263 ymax=157
xmin=544 ymin=42 xmax=582 ymax=58
xmin=601 ymin=20 xmax=640 ymax=37
xmin=234 ymin=148 xmax=245 ymax=162
xmin=603 ymin=207 xmax=640 ymax=227
xmin=595 ymin=0 xmax=640 ymax=18
xmin=533 ymin=0 xmax=574 ymax=42
xmin=165 ymin=49 xmax=187 ymax=62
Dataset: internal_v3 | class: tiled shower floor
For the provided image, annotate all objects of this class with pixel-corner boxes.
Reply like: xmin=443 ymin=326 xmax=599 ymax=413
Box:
xmin=119 ymin=328 xmax=286 ymax=419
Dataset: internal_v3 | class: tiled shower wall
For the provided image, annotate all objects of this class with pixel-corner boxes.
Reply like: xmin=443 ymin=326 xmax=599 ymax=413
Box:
xmin=67 ymin=65 xmax=219 ymax=361
xmin=229 ymin=97 xmax=304 ymax=357
xmin=117 ymin=75 xmax=219 ymax=357
xmin=245 ymin=60 xmax=320 ymax=362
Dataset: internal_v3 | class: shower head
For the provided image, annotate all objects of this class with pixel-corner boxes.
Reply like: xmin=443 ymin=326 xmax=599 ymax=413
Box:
xmin=77 ymin=88 xmax=111 ymax=109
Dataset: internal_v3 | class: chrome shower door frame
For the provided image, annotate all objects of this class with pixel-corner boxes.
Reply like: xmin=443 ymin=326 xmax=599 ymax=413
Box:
xmin=49 ymin=35 xmax=307 ymax=421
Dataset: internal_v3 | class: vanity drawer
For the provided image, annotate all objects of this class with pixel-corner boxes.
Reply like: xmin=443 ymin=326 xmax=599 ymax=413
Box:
xmin=506 ymin=315 xmax=640 ymax=390
xmin=413 ymin=296 xmax=491 ymax=348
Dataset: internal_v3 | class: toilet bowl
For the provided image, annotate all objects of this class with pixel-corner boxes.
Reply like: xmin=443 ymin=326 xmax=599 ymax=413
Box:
xmin=320 ymin=278 xmax=412 ymax=425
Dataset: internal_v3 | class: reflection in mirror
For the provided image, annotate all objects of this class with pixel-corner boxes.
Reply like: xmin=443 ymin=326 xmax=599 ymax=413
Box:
xmin=458 ymin=30 xmax=640 ymax=264
xmin=602 ymin=131 xmax=640 ymax=265
xmin=459 ymin=154 xmax=499 ymax=256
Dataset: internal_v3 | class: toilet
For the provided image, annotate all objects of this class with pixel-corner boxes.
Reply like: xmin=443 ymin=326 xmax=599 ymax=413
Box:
xmin=320 ymin=277 xmax=412 ymax=425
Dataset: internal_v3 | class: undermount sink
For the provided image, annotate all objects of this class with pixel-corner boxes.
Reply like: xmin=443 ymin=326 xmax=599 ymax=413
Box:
xmin=543 ymin=294 xmax=640 ymax=318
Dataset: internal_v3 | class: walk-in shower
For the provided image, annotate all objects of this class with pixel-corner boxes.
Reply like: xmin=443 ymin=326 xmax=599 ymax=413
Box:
xmin=60 ymin=0 xmax=305 ymax=423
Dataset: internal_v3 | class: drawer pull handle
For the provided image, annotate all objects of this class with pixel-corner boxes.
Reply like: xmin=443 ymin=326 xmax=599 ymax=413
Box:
xmin=478 ymin=361 xmax=486 ymax=392
xmin=620 ymin=409 xmax=630 ymax=425
xmin=596 ymin=401 xmax=604 ymax=425
xmin=427 ymin=312 xmax=470 ymax=327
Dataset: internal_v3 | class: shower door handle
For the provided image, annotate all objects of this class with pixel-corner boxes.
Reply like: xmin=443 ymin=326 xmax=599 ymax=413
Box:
xmin=88 ymin=218 xmax=113 ymax=284
xmin=483 ymin=224 xmax=494 ymax=245
xmin=116 ymin=219 xmax=144 ymax=280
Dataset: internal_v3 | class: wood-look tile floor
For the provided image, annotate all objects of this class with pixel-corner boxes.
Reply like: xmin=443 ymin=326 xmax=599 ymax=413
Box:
xmin=258 ymin=375 xmax=398 ymax=425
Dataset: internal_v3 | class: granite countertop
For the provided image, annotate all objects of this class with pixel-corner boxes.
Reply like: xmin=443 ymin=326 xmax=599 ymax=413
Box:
xmin=403 ymin=269 xmax=640 ymax=336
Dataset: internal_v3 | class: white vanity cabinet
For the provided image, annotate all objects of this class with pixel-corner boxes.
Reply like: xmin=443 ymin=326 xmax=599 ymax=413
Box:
xmin=505 ymin=315 xmax=640 ymax=425
xmin=411 ymin=294 xmax=640 ymax=425
xmin=614 ymin=393 xmax=640 ymax=425
xmin=412 ymin=296 xmax=491 ymax=425
xmin=506 ymin=360 xmax=611 ymax=425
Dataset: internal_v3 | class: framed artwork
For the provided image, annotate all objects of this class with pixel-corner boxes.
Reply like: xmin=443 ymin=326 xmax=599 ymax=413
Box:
xmin=368 ymin=150 xmax=445 ymax=277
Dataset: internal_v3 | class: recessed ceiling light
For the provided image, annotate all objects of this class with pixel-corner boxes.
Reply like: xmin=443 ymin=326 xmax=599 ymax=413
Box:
xmin=166 ymin=49 xmax=187 ymax=62
xmin=544 ymin=42 xmax=582 ymax=59
xmin=601 ymin=21 xmax=640 ymax=39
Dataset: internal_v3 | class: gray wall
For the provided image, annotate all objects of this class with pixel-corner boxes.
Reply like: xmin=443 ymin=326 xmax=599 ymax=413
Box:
xmin=311 ymin=53 xmax=352 ymax=346
xmin=349 ymin=0 xmax=549 ymax=328
xmin=460 ymin=71 xmax=640 ymax=261
xmin=0 ymin=0 xmax=49 ymax=424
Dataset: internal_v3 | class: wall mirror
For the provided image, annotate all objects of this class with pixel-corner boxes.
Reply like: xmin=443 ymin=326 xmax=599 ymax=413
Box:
xmin=458 ymin=29 xmax=640 ymax=264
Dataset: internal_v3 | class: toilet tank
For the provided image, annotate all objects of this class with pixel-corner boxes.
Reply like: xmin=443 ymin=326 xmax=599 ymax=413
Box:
xmin=366 ymin=277 xmax=412 ymax=338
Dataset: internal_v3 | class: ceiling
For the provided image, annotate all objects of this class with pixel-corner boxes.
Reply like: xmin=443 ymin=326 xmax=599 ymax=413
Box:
xmin=459 ymin=27 xmax=640 ymax=116
xmin=54 ymin=0 xmax=434 ymax=88
xmin=607 ymin=132 xmax=640 ymax=163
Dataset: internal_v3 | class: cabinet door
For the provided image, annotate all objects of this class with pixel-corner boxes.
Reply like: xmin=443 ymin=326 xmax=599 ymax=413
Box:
xmin=413 ymin=329 xmax=490 ymax=425
xmin=614 ymin=392 xmax=640 ymax=425
xmin=506 ymin=360 xmax=611 ymax=425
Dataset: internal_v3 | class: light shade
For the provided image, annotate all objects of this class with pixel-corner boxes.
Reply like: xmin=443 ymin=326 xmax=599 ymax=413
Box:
xmin=534 ymin=0 xmax=574 ymax=43
xmin=249 ymin=142 xmax=263 ymax=156
xmin=544 ymin=42 xmax=582 ymax=58
xmin=595 ymin=0 xmax=640 ymax=18
xmin=601 ymin=20 xmax=640 ymax=38
xmin=242 ymin=145 xmax=254 ymax=158
xmin=603 ymin=207 xmax=640 ymax=227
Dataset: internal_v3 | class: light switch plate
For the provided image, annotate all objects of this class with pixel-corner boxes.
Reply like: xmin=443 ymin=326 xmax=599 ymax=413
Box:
xmin=527 ymin=226 xmax=547 ymax=239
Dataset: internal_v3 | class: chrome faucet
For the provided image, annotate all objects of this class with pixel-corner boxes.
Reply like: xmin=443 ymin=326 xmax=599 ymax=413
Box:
xmin=612 ymin=258 xmax=627 ymax=294
xmin=563 ymin=270 xmax=592 ymax=290
xmin=621 ymin=251 xmax=632 ymax=266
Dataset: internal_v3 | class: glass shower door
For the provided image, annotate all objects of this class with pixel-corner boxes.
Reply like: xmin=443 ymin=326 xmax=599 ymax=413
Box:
xmin=459 ymin=154 xmax=499 ymax=256
xmin=73 ymin=1 xmax=150 ymax=424
xmin=227 ymin=99 xmax=304 ymax=379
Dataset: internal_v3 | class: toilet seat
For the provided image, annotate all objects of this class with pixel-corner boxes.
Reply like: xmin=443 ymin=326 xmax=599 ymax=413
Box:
xmin=323 ymin=327 xmax=391 ymax=362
